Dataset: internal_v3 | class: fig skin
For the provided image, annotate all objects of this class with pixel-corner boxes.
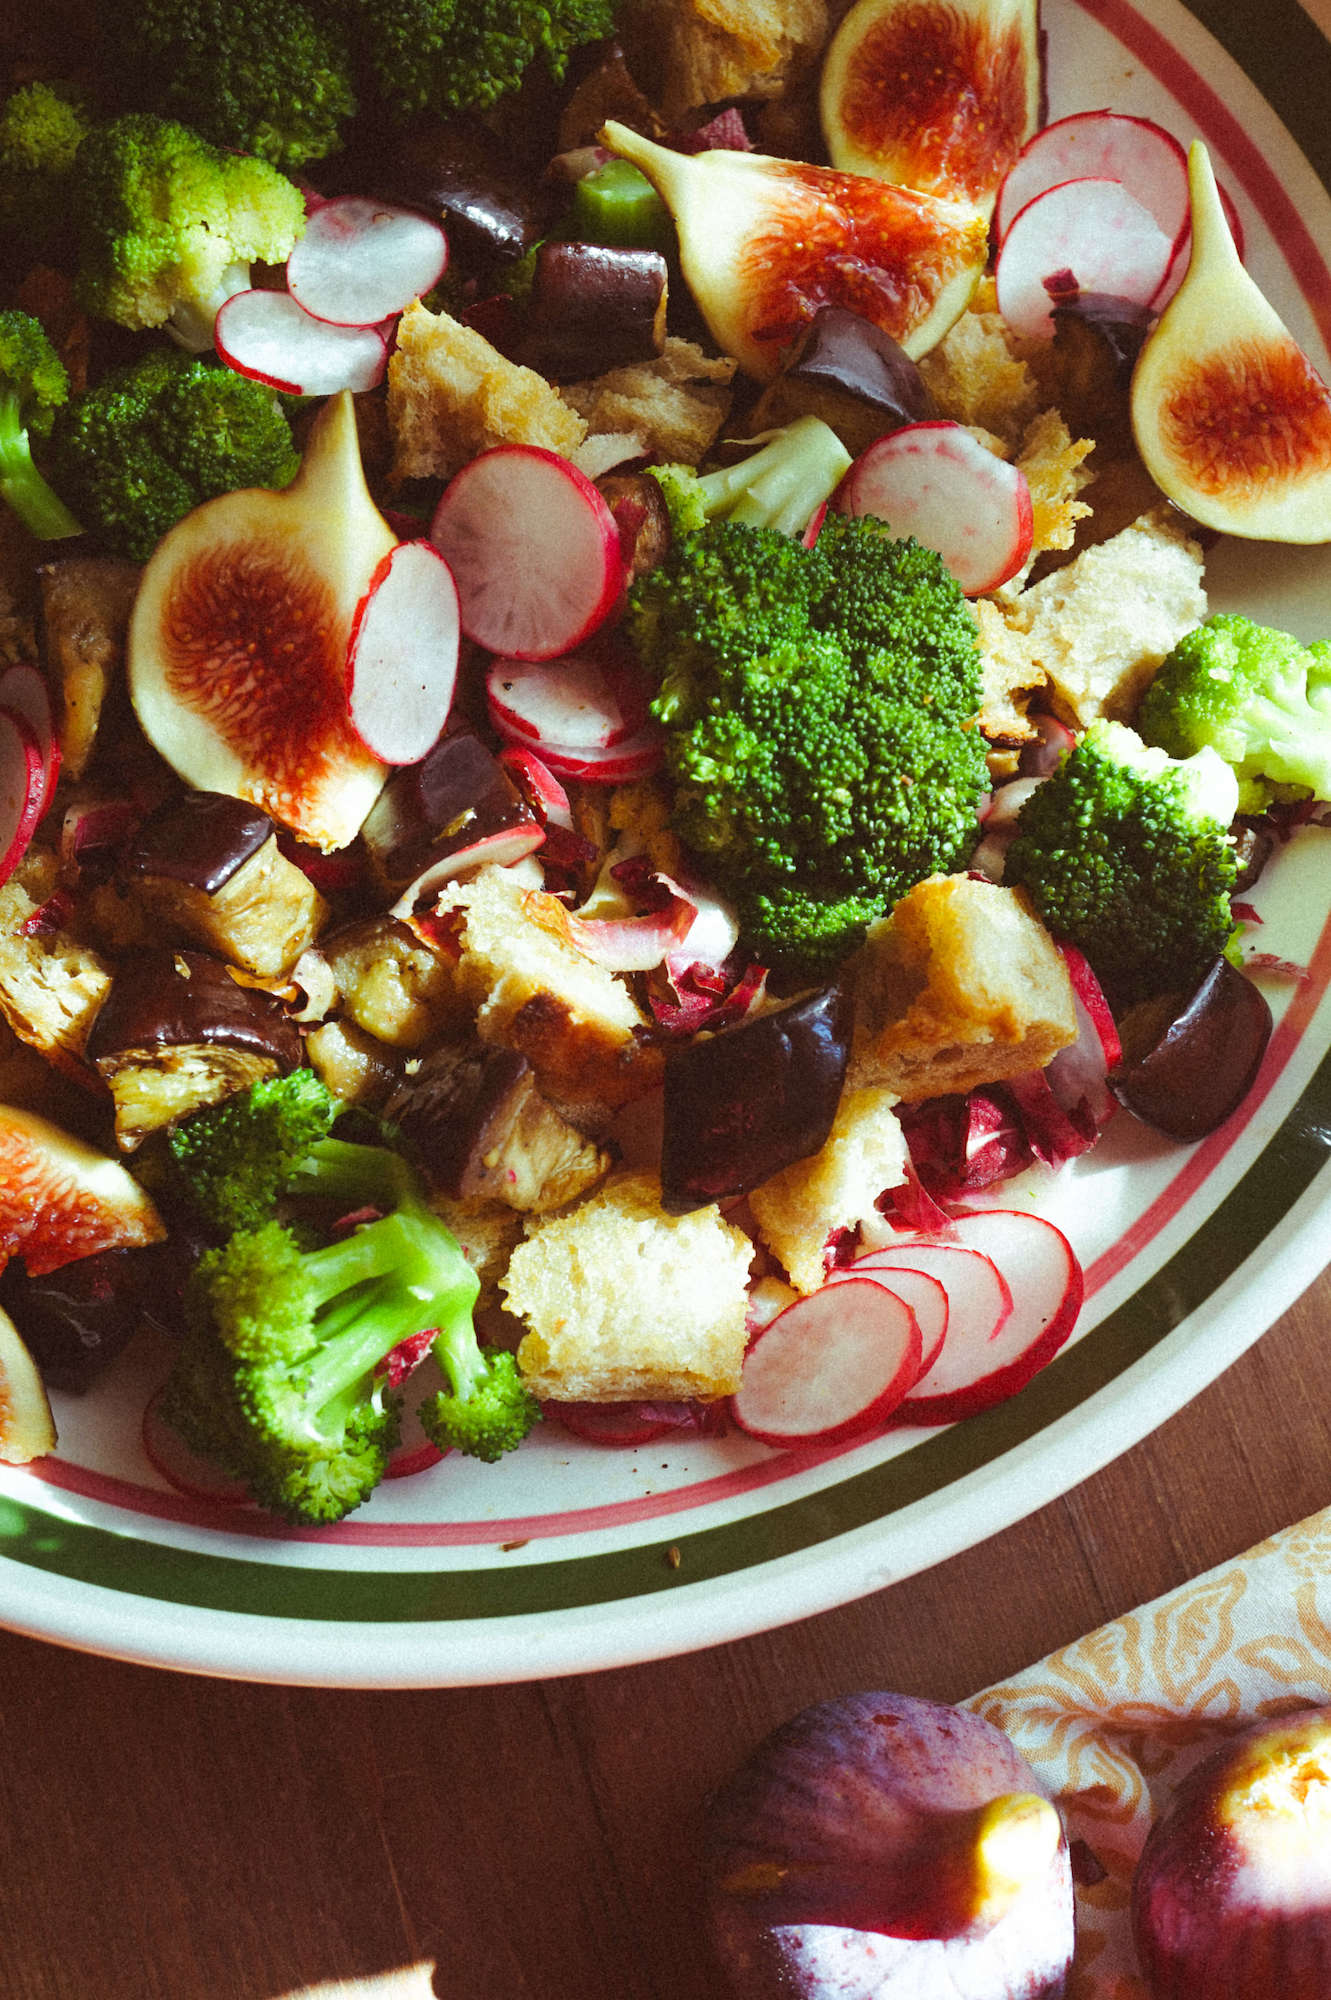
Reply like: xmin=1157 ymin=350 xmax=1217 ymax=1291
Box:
xmin=703 ymin=1691 xmax=1074 ymax=1999
xmin=1132 ymin=1707 xmax=1331 ymax=1999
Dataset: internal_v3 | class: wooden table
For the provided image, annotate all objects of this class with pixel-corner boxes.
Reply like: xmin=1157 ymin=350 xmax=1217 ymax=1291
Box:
xmin=2 ymin=1265 xmax=1328 ymax=2000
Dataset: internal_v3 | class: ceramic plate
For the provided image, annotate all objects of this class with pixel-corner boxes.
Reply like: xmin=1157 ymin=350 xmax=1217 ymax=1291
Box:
xmin=3 ymin=0 xmax=1331 ymax=1687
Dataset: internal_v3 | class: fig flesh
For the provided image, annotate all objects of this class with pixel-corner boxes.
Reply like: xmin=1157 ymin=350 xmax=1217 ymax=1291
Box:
xmin=0 ymin=1102 xmax=165 ymax=1277
xmin=704 ymin=1690 xmax=1074 ymax=1998
xmin=128 ymin=391 xmax=398 ymax=851
xmin=820 ymin=0 xmax=1042 ymax=217
xmin=1131 ymin=143 xmax=1331 ymax=541
xmin=0 ymin=1302 xmax=56 ymax=1464
xmin=599 ymin=120 xmax=988 ymax=379
xmin=1132 ymin=1706 xmax=1331 ymax=1999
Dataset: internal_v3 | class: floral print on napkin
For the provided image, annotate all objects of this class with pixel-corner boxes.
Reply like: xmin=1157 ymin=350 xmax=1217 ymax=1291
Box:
xmin=963 ymin=1506 xmax=1331 ymax=1997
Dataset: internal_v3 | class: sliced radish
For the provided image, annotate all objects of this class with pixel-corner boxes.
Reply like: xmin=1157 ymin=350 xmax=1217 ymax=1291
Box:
xmin=733 ymin=1278 xmax=923 ymax=1447
xmin=852 ymin=1239 xmax=1010 ymax=1392
xmin=995 ymin=110 xmax=1189 ymax=248
xmin=1046 ymin=943 xmax=1122 ymax=1128
xmin=345 ymin=540 xmax=461 ymax=765
xmin=896 ymin=1209 xmax=1083 ymax=1424
xmin=830 ymin=1259 xmax=949 ymax=1378
xmin=485 ymin=650 xmax=650 ymax=753
xmin=524 ymin=722 xmax=664 ymax=785
xmin=0 ymin=663 xmax=59 ymax=816
xmin=429 ymin=445 xmax=627 ymax=661
xmin=0 ymin=705 xmax=45 ymax=887
xmin=837 ymin=422 xmax=1033 ymax=595
xmin=994 ymin=177 xmax=1174 ymax=339
xmin=497 ymin=745 xmax=575 ymax=830
xmin=141 ymin=1388 xmax=254 ymax=1506
xmin=287 ymin=195 xmax=448 ymax=327
xmin=215 ymin=288 xmax=388 ymax=395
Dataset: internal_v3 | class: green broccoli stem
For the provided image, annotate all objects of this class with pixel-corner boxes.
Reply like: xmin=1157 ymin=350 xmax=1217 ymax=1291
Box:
xmin=697 ymin=416 xmax=852 ymax=538
xmin=298 ymin=1209 xmax=438 ymax=1311
xmin=299 ymin=1271 xmax=432 ymax=1431
xmin=429 ymin=1286 xmax=490 ymax=1404
xmin=0 ymin=389 xmax=80 ymax=538
xmin=289 ymin=1136 xmax=420 ymax=1212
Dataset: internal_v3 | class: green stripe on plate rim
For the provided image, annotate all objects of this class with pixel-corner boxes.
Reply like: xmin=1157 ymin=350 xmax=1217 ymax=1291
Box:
xmin=1183 ymin=0 xmax=1331 ymax=190
xmin=1 ymin=0 xmax=1330 ymax=1631
xmin=1 ymin=1037 xmax=1329 ymax=1624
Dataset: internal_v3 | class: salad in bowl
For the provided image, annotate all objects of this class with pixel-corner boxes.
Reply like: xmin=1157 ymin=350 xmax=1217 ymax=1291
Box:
xmin=0 ymin=0 xmax=1329 ymax=1550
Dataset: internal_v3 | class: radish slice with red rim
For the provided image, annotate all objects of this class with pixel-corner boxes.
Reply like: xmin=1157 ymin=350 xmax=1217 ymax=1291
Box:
xmin=0 ymin=705 xmax=45 ymax=888
xmin=995 ymin=110 xmax=1189 ymax=247
xmin=733 ymin=1278 xmax=923 ymax=1447
xmin=830 ymin=1259 xmax=948 ymax=1379
xmin=287 ymin=195 xmax=449 ymax=327
xmin=528 ymin=725 xmax=664 ymax=785
xmin=141 ymin=1388 xmax=254 ymax=1507
xmin=384 ymin=1437 xmax=446 ymax=1479
xmin=837 ymin=422 xmax=1034 ymax=595
xmin=345 ymin=540 xmax=461 ymax=765
xmin=896 ymin=1210 xmax=1083 ymax=1425
xmin=429 ymin=445 xmax=628 ymax=661
xmin=485 ymin=650 xmax=651 ymax=752
xmin=497 ymin=745 xmax=575 ymax=829
xmin=215 ymin=288 xmax=389 ymax=395
xmin=0 ymin=663 xmax=59 ymax=816
xmin=994 ymin=177 xmax=1175 ymax=339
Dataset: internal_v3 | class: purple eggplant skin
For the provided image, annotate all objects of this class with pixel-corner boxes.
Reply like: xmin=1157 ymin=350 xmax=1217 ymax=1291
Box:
xmin=1107 ymin=957 xmax=1272 ymax=1142
xmin=515 ymin=241 xmax=669 ymax=380
xmin=360 ymin=725 xmax=538 ymax=893
xmin=84 ymin=950 xmax=304 ymax=1071
xmin=748 ymin=305 xmax=938 ymax=455
xmin=121 ymin=791 xmax=273 ymax=895
xmin=660 ymin=982 xmax=850 ymax=1213
xmin=0 ymin=1248 xmax=146 ymax=1392
xmin=1131 ymin=1707 xmax=1331 ymax=2000
xmin=703 ymin=1691 xmax=1074 ymax=2000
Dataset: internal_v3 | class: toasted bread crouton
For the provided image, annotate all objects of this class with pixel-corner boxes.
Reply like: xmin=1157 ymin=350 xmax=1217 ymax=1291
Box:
xmin=849 ymin=874 xmax=1077 ymax=1100
xmin=973 ymin=595 xmax=1047 ymax=758
xmin=440 ymin=865 xmax=661 ymax=1117
xmin=1015 ymin=408 xmax=1094 ymax=565
xmin=918 ymin=283 xmax=1043 ymax=446
xmin=562 ymin=338 xmax=737 ymax=465
xmin=994 ymin=507 xmax=1207 ymax=728
xmin=430 ymin=1193 xmax=525 ymax=1313
xmin=387 ymin=302 xmax=587 ymax=481
xmin=37 ymin=556 xmax=142 ymax=781
xmin=749 ymin=1083 xmax=907 ymax=1292
xmin=0 ymin=848 xmax=112 ymax=1078
xmin=504 ymin=1169 xmax=753 ymax=1400
xmin=620 ymin=0 xmax=831 ymax=121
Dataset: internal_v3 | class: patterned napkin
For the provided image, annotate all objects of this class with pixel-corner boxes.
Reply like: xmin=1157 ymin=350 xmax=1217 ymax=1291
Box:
xmin=963 ymin=1505 xmax=1331 ymax=1996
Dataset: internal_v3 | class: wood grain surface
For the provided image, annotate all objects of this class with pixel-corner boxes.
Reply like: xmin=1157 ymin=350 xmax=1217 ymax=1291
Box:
xmin=2 ymin=1266 xmax=1329 ymax=2000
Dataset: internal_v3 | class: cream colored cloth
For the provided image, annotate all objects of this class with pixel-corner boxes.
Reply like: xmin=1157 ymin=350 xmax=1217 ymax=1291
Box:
xmin=964 ymin=1507 xmax=1331 ymax=1997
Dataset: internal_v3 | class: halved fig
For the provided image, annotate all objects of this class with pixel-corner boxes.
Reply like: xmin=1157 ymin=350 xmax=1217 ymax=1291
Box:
xmin=0 ymin=1101 xmax=166 ymax=1277
xmin=127 ymin=392 xmax=399 ymax=852
xmin=84 ymin=950 xmax=305 ymax=1149
xmin=0 ymin=1303 xmax=56 ymax=1464
xmin=820 ymin=0 xmax=1042 ymax=217
xmin=1131 ymin=141 xmax=1331 ymax=541
xmin=599 ymin=120 xmax=988 ymax=379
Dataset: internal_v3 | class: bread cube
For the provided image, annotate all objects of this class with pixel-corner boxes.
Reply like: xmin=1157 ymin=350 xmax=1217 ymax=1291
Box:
xmin=850 ymin=874 xmax=1077 ymax=1101
xmin=387 ymin=302 xmax=586 ymax=482
xmin=749 ymin=1083 xmax=907 ymax=1292
xmin=503 ymin=1169 xmax=754 ymax=1401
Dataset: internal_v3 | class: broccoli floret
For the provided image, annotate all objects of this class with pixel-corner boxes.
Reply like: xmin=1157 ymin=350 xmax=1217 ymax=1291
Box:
xmin=72 ymin=112 xmax=306 ymax=350
xmin=649 ymin=417 xmax=853 ymax=543
xmin=167 ymin=1070 xmax=342 ymax=1234
xmin=161 ymin=1129 xmax=540 ymax=1523
xmin=1004 ymin=719 xmax=1242 ymax=1011
xmin=0 ymin=310 xmax=81 ymax=541
xmin=347 ymin=0 xmax=617 ymax=123
xmin=1139 ymin=611 xmax=1331 ymax=810
xmin=104 ymin=0 xmax=357 ymax=171
xmin=630 ymin=520 xmax=990 ymax=974
xmin=815 ymin=511 xmax=985 ymax=725
xmin=51 ymin=346 xmax=299 ymax=560
xmin=0 ymin=82 xmax=90 ymax=259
